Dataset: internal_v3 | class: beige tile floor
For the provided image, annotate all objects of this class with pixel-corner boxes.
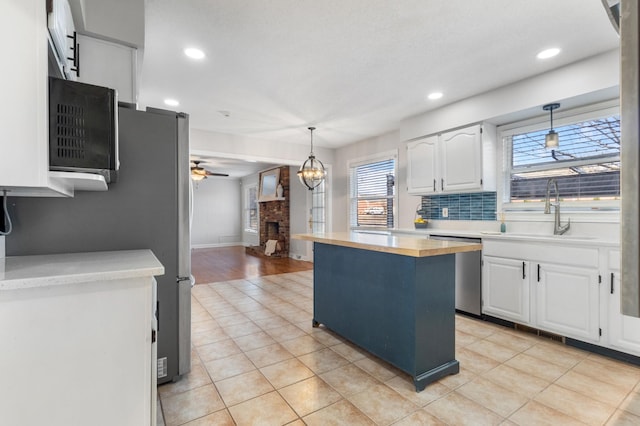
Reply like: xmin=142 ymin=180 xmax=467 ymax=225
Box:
xmin=157 ymin=271 xmax=640 ymax=425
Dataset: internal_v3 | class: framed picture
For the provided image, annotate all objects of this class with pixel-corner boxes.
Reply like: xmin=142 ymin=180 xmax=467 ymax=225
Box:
xmin=258 ymin=168 xmax=280 ymax=202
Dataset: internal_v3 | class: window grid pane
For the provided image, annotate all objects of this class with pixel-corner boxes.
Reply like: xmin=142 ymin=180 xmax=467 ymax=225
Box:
xmin=350 ymin=159 xmax=395 ymax=227
xmin=509 ymin=114 xmax=620 ymax=203
xmin=311 ymin=180 xmax=325 ymax=233
xmin=245 ymin=186 xmax=258 ymax=231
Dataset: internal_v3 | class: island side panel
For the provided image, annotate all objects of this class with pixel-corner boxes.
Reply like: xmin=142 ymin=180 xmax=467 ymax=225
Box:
xmin=312 ymin=242 xmax=457 ymax=386
xmin=413 ymin=253 xmax=458 ymax=383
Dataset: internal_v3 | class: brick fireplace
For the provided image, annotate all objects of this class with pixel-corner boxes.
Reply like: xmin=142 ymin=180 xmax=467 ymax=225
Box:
xmin=246 ymin=166 xmax=290 ymax=258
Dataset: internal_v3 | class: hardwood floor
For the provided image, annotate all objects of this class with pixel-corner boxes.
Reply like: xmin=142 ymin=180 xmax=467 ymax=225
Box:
xmin=191 ymin=246 xmax=313 ymax=284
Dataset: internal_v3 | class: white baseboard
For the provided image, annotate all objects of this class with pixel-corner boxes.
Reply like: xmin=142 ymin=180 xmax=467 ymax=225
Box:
xmin=289 ymin=253 xmax=312 ymax=262
xmin=191 ymin=242 xmax=243 ymax=249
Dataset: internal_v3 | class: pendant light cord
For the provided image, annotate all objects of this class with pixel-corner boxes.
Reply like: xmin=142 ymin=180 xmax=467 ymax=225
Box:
xmin=0 ymin=190 xmax=12 ymax=236
xmin=308 ymin=127 xmax=315 ymax=156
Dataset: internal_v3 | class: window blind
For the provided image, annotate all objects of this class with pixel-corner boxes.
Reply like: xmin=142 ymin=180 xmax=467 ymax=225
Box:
xmin=508 ymin=115 xmax=620 ymax=202
xmin=349 ymin=158 xmax=395 ymax=227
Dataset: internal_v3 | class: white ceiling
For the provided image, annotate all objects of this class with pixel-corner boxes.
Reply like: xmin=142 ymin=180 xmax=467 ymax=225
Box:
xmin=139 ymin=0 xmax=619 ymax=153
xmin=190 ymin=155 xmax=278 ymax=179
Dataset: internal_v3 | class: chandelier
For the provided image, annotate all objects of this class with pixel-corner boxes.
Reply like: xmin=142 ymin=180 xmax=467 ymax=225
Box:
xmin=297 ymin=127 xmax=326 ymax=190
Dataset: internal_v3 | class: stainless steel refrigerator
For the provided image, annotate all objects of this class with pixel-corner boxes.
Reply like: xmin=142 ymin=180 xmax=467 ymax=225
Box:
xmin=6 ymin=105 xmax=192 ymax=384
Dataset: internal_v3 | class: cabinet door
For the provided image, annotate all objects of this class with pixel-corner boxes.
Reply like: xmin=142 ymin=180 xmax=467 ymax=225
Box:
xmin=440 ymin=125 xmax=482 ymax=192
xmin=77 ymin=35 xmax=138 ymax=104
xmin=536 ymin=263 xmax=600 ymax=342
xmin=407 ymin=136 xmax=438 ymax=194
xmin=607 ymin=250 xmax=640 ymax=355
xmin=0 ymin=0 xmax=49 ymax=189
xmin=482 ymin=256 xmax=530 ymax=323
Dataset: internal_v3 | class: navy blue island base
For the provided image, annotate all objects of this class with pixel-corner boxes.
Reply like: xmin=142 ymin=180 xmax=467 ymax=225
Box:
xmin=312 ymin=242 xmax=459 ymax=392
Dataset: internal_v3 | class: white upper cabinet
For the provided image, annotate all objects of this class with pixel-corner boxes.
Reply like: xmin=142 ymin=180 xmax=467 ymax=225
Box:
xmin=0 ymin=0 xmax=71 ymax=196
xmin=406 ymin=124 xmax=496 ymax=195
xmin=406 ymin=136 xmax=438 ymax=194
xmin=441 ymin=125 xmax=482 ymax=192
xmin=77 ymin=34 xmax=138 ymax=104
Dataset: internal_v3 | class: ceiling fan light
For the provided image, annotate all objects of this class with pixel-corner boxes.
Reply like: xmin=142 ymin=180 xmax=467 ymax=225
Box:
xmin=191 ymin=173 xmax=206 ymax=181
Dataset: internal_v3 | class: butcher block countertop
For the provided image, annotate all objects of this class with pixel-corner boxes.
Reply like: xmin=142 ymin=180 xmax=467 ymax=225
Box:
xmin=292 ymin=232 xmax=481 ymax=258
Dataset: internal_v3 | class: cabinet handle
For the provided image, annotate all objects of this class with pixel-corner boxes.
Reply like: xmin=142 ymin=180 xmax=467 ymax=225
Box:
xmin=66 ymin=31 xmax=80 ymax=77
xmin=611 ymin=272 xmax=614 ymax=294
xmin=433 ymin=179 xmax=436 ymax=192
xmin=537 ymin=264 xmax=541 ymax=282
xmin=522 ymin=262 xmax=526 ymax=279
xmin=441 ymin=178 xmax=444 ymax=191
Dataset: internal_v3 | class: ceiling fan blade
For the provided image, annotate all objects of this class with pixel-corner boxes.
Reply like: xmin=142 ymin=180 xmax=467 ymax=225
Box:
xmin=206 ymin=172 xmax=229 ymax=177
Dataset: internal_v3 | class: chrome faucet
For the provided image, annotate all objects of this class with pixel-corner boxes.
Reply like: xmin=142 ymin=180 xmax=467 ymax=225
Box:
xmin=544 ymin=178 xmax=570 ymax=235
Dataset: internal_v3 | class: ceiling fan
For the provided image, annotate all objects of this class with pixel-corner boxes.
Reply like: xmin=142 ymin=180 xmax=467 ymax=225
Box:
xmin=190 ymin=160 xmax=229 ymax=181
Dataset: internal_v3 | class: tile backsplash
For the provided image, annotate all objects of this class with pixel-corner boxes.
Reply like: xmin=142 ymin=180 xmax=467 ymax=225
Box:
xmin=420 ymin=192 xmax=497 ymax=221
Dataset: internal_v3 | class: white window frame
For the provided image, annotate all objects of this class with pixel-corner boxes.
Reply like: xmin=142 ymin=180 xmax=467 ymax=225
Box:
xmin=348 ymin=150 xmax=398 ymax=230
xmin=497 ymin=100 xmax=620 ymax=222
xmin=244 ymin=184 xmax=258 ymax=233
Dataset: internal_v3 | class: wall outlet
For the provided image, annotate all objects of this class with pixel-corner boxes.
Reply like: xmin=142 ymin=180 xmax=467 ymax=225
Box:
xmin=442 ymin=207 xmax=449 ymax=218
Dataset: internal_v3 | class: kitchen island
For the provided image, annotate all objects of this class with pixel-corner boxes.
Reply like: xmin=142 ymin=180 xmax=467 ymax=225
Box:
xmin=293 ymin=232 xmax=481 ymax=391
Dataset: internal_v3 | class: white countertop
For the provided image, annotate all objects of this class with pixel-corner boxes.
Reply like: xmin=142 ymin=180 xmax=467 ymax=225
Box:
xmin=392 ymin=228 xmax=619 ymax=246
xmin=0 ymin=250 xmax=165 ymax=291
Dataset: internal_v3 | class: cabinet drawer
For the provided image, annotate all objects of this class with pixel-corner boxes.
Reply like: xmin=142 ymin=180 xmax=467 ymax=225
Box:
xmin=483 ymin=240 xmax=598 ymax=268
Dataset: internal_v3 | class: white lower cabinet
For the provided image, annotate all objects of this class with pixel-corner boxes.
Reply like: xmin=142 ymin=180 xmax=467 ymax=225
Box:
xmin=483 ymin=239 xmax=601 ymax=343
xmin=482 ymin=256 xmax=530 ymax=323
xmin=607 ymin=250 xmax=640 ymax=355
xmin=535 ymin=262 xmax=600 ymax=343
xmin=483 ymin=239 xmax=640 ymax=359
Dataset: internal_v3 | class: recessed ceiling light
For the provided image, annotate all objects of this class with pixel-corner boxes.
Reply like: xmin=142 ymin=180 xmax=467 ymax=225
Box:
xmin=427 ymin=92 xmax=443 ymax=100
xmin=164 ymin=98 xmax=180 ymax=107
xmin=537 ymin=48 xmax=560 ymax=59
xmin=184 ymin=47 xmax=205 ymax=60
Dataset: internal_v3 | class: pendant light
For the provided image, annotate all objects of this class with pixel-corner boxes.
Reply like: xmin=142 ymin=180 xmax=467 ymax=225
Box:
xmin=543 ymin=103 xmax=560 ymax=149
xmin=297 ymin=127 xmax=327 ymax=190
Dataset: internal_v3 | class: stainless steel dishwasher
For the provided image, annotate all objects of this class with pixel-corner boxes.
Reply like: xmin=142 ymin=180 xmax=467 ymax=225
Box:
xmin=429 ymin=235 xmax=482 ymax=316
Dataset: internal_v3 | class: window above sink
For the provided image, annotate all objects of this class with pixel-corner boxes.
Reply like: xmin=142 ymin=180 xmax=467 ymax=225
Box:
xmin=498 ymin=101 xmax=620 ymax=215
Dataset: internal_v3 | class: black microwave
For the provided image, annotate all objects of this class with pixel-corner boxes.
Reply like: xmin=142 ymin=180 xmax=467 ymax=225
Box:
xmin=48 ymin=77 xmax=119 ymax=183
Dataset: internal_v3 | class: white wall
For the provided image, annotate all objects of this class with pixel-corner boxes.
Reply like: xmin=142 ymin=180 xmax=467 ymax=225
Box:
xmin=191 ymin=178 xmax=242 ymax=248
xmin=333 ymin=129 xmax=422 ymax=232
xmin=240 ymin=174 xmax=260 ymax=247
xmin=332 ymin=49 xmax=620 ymax=233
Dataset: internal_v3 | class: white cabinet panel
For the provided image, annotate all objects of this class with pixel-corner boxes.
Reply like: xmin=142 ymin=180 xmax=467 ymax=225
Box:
xmin=441 ymin=125 xmax=482 ymax=192
xmin=483 ymin=256 xmax=530 ymax=323
xmin=405 ymin=124 xmax=495 ymax=195
xmin=77 ymin=34 xmax=138 ymax=104
xmin=536 ymin=263 xmax=600 ymax=342
xmin=407 ymin=136 xmax=438 ymax=194
xmin=0 ymin=0 xmax=72 ymax=196
xmin=607 ymin=249 xmax=640 ymax=355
